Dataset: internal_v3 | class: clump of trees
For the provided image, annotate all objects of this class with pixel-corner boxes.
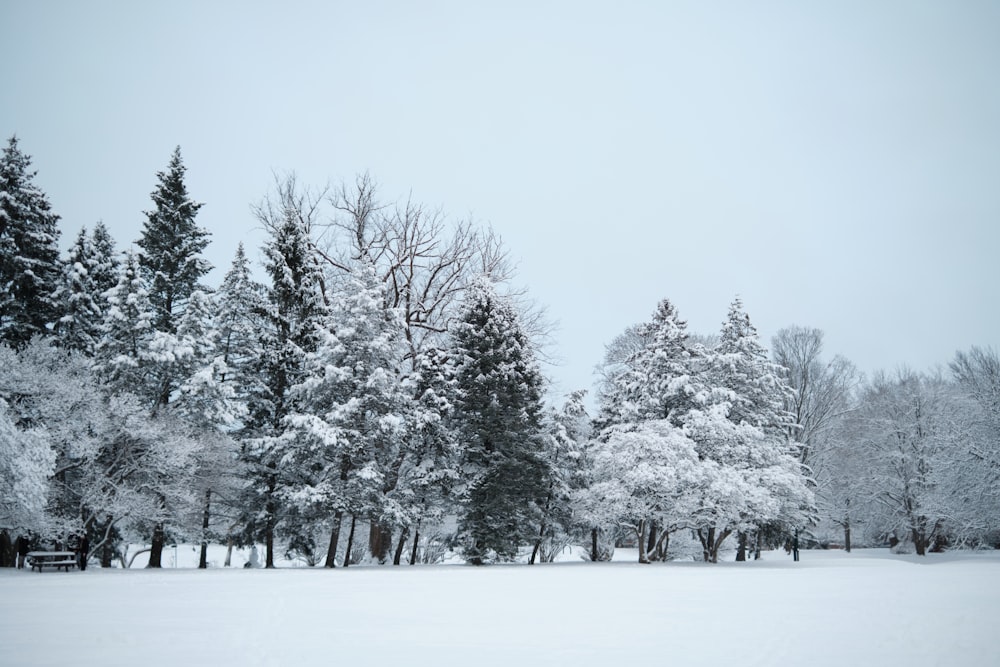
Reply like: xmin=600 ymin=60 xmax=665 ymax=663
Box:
xmin=1 ymin=136 xmax=996 ymax=568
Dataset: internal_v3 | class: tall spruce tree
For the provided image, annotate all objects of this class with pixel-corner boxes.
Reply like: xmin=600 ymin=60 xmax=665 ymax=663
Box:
xmin=0 ymin=136 xmax=62 ymax=347
xmin=53 ymin=227 xmax=104 ymax=354
xmin=450 ymin=277 xmax=549 ymax=564
xmin=94 ymin=250 xmax=156 ymax=395
xmin=282 ymin=262 xmax=414 ymax=566
xmin=712 ymin=298 xmax=792 ymax=434
xmin=241 ymin=205 xmax=327 ymax=568
xmin=137 ymin=146 xmax=210 ymax=336
xmin=89 ymin=221 xmax=120 ymax=298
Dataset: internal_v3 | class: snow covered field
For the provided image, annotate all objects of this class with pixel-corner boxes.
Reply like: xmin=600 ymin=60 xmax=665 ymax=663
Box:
xmin=2 ymin=548 xmax=998 ymax=667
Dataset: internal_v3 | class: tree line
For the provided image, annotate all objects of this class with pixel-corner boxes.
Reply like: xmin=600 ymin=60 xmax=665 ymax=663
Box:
xmin=1 ymin=136 xmax=996 ymax=568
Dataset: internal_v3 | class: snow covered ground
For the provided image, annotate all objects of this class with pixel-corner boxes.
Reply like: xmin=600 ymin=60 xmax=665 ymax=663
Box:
xmin=2 ymin=548 xmax=998 ymax=666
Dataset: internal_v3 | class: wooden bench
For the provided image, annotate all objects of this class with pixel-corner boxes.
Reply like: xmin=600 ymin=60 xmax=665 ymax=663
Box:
xmin=26 ymin=551 xmax=78 ymax=572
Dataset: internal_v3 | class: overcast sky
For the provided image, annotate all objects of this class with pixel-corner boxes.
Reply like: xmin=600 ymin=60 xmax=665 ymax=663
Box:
xmin=3 ymin=0 xmax=998 ymax=402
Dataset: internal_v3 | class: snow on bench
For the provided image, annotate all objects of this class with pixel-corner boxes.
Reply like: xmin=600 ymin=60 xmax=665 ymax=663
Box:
xmin=26 ymin=551 xmax=78 ymax=572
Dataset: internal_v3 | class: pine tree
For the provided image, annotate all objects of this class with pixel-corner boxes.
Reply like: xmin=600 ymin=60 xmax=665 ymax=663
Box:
xmin=215 ymin=243 xmax=264 ymax=402
xmin=53 ymin=228 xmax=104 ymax=354
xmin=89 ymin=221 xmax=120 ymax=298
xmin=599 ymin=299 xmax=710 ymax=428
xmin=94 ymin=251 xmax=156 ymax=396
xmin=282 ymin=262 xmax=413 ymax=566
xmin=450 ymin=277 xmax=550 ymax=564
xmin=136 ymin=146 xmax=210 ymax=335
xmin=241 ymin=208 xmax=327 ymax=568
xmin=712 ymin=298 xmax=791 ymax=433
xmin=0 ymin=136 xmax=62 ymax=347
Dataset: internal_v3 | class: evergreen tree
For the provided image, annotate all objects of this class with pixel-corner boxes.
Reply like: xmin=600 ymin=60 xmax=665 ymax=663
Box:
xmin=0 ymin=136 xmax=62 ymax=347
xmin=94 ymin=251 xmax=156 ymax=396
xmin=214 ymin=243 xmax=264 ymax=403
xmin=282 ymin=262 xmax=414 ymax=566
xmin=89 ymin=221 xmax=120 ymax=298
xmin=52 ymin=228 xmax=102 ymax=353
xmin=136 ymin=146 xmax=210 ymax=335
xmin=450 ymin=277 xmax=549 ymax=564
xmin=712 ymin=298 xmax=792 ymax=433
xmin=599 ymin=299 xmax=711 ymax=428
xmin=241 ymin=207 xmax=327 ymax=568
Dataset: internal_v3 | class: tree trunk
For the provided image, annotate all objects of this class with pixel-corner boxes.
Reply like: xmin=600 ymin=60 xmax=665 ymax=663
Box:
xmin=147 ymin=523 xmax=165 ymax=568
xmin=912 ymin=527 xmax=927 ymax=556
xmin=735 ymin=531 xmax=747 ymax=562
xmin=224 ymin=535 xmax=234 ymax=567
xmin=392 ymin=526 xmax=409 ymax=566
xmin=698 ymin=527 xmax=713 ymax=562
xmin=369 ymin=520 xmax=392 ymax=564
xmin=637 ymin=520 xmax=650 ymax=564
xmin=652 ymin=529 xmax=670 ymax=562
xmin=529 ymin=518 xmax=548 ymax=565
xmin=343 ymin=515 xmax=357 ymax=568
xmin=199 ymin=489 xmax=211 ymax=569
xmin=409 ymin=526 xmax=420 ymax=565
xmin=324 ymin=510 xmax=344 ymax=568
xmin=844 ymin=522 xmax=851 ymax=553
xmin=591 ymin=528 xmax=599 ymax=562
xmin=713 ymin=529 xmax=732 ymax=563
xmin=262 ymin=470 xmax=278 ymax=568
xmin=646 ymin=520 xmax=659 ymax=558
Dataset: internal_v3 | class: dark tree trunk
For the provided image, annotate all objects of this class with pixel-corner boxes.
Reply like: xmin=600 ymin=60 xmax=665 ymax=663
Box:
xmin=199 ymin=489 xmax=211 ymax=569
xmin=529 ymin=518 xmax=548 ymax=565
xmin=0 ymin=530 xmax=12 ymax=567
xmin=646 ymin=520 xmax=659 ymax=558
xmin=343 ymin=515 xmax=357 ymax=568
xmin=409 ymin=526 xmax=420 ymax=565
xmin=735 ymin=531 xmax=748 ymax=562
xmin=147 ymin=523 xmax=165 ymax=568
xmin=912 ymin=527 xmax=928 ymax=556
xmin=224 ymin=535 xmax=234 ymax=567
xmin=844 ymin=522 xmax=852 ymax=553
xmin=392 ymin=526 xmax=409 ymax=566
xmin=264 ymin=491 xmax=277 ymax=568
xmin=652 ymin=529 xmax=670 ymax=561
xmin=698 ymin=527 xmax=731 ymax=563
xmin=698 ymin=527 xmax=713 ymax=562
xmin=324 ymin=510 xmax=344 ymax=568
xmin=591 ymin=528 xmax=599 ymax=562
xmin=637 ymin=520 xmax=650 ymax=564
xmin=101 ymin=540 xmax=114 ymax=568
xmin=369 ymin=520 xmax=392 ymax=564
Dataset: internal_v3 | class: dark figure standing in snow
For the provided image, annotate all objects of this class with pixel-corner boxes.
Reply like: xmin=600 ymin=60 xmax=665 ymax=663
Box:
xmin=77 ymin=533 xmax=89 ymax=571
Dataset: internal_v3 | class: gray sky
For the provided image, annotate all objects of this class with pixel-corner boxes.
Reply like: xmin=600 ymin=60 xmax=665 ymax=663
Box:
xmin=3 ymin=0 xmax=998 ymax=401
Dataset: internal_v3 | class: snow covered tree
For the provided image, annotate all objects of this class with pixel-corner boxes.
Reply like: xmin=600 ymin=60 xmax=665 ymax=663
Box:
xmin=853 ymin=370 xmax=981 ymax=555
xmin=0 ymin=136 xmax=62 ymax=347
xmin=530 ymin=390 xmax=591 ymax=564
xmin=241 ymin=188 xmax=327 ymax=568
xmin=771 ymin=326 xmax=860 ymax=468
xmin=94 ymin=251 xmax=156 ymax=397
xmin=136 ymin=146 xmax=209 ymax=337
xmin=52 ymin=228 xmax=104 ymax=354
xmin=450 ymin=277 xmax=550 ymax=564
xmin=214 ymin=243 xmax=264 ymax=403
xmin=321 ymin=173 xmax=516 ymax=367
xmin=281 ymin=263 xmax=414 ymax=566
xmin=710 ymin=299 xmax=811 ymax=559
xmin=0 ymin=397 xmax=55 ymax=534
xmin=711 ymin=298 xmax=791 ymax=433
xmin=598 ymin=299 xmax=711 ymax=429
xmin=389 ymin=346 xmax=461 ymax=564
xmin=89 ymin=222 xmax=120 ymax=298
xmin=582 ymin=419 xmax=704 ymax=563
